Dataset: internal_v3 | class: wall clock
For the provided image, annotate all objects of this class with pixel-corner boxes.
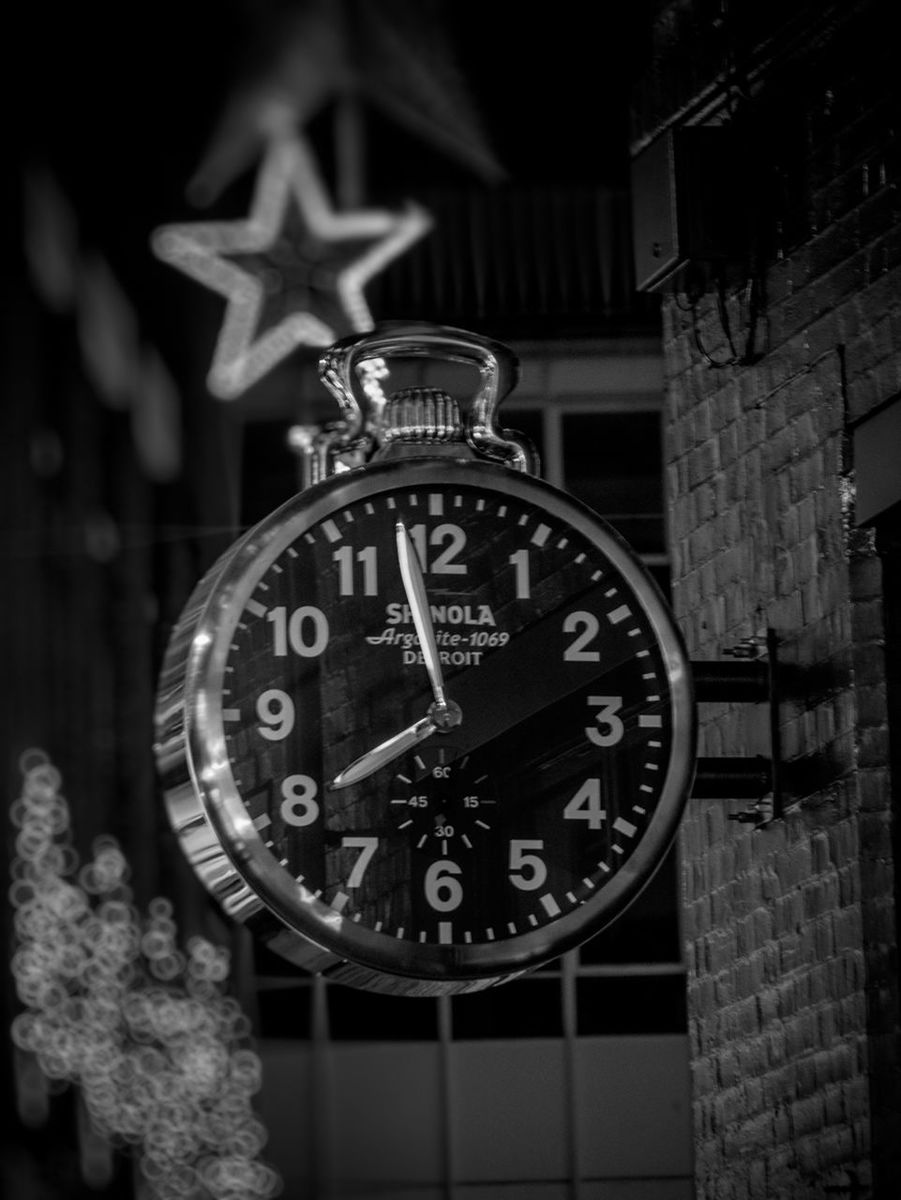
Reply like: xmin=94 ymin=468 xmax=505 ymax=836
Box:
xmin=154 ymin=324 xmax=696 ymax=995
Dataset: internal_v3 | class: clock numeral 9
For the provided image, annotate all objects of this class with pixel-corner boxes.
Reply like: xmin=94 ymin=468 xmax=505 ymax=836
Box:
xmin=585 ymin=696 xmax=624 ymax=747
xmin=333 ymin=545 xmax=378 ymax=596
xmin=408 ymin=524 xmax=467 ymax=575
xmin=268 ymin=606 xmax=329 ymax=657
xmin=509 ymin=839 xmax=547 ymax=891
xmin=424 ymin=860 xmax=463 ymax=912
xmin=563 ymin=778 xmax=606 ymax=829
xmin=562 ymin=611 xmax=601 ymax=661
xmin=256 ymin=689 xmax=295 ymax=740
xmin=280 ymin=775 xmax=320 ymax=826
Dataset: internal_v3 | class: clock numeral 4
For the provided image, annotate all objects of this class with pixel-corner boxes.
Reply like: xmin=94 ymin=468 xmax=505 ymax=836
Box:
xmin=268 ymin=606 xmax=329 ymax=657
xmin=585 ymin=696 xmax=624 ymax=747
xmin=408 ymin=524 xmax=467 ymax=575
xmin=256 ymin=689 xmax=295 ymax=740
xmin=424 ymin=860 xmax=463 ymax=911
xmin=563 ymin=779 xmax=606 ymax=829
xmin=333 ymin=545 xmax=378 ymax=596
xmin=509 ymin=839 xmax=547 ymax=891
xmin=280 ymin=775 xmax=320 ymax=826
xmin=562 ymin=611 xmax=601 ymax=662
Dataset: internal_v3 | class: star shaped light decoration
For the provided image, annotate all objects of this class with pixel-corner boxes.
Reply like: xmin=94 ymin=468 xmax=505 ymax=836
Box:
xmin=151 ymin=133 xmax=432 ymax=400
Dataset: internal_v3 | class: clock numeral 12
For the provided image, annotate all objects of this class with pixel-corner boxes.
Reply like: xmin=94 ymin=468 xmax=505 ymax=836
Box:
xmin=408 ymin=524 xmax=467 ymax=575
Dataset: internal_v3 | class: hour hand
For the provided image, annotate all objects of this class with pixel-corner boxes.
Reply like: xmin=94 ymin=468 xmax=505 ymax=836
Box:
xmin=329 ymin=714 xmax=437 ymax=791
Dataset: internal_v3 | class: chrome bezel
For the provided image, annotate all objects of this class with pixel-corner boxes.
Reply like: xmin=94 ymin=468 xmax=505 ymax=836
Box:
xmin=154 ymin=458 xmax=696 ymax=992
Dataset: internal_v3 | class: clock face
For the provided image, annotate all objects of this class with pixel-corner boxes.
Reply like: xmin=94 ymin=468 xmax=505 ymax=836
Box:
xmin=168 ymin=459 xmax=694 ymax=989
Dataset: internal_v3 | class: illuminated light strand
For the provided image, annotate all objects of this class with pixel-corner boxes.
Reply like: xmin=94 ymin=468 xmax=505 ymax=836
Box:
xmin=8 ymin=749 xmax=281 ymax=1199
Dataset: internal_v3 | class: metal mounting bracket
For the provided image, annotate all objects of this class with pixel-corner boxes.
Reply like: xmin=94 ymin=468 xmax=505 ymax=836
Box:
xmin=690 ymin=628 xmax=783 ymax=828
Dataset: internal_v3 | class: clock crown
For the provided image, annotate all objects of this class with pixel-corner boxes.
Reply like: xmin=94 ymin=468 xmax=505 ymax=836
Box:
xmin=381 ymin=387 xmax=465 ymax=446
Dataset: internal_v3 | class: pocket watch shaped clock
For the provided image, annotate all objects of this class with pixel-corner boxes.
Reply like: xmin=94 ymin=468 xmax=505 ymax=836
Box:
xmin=154 ymin=324 xmax=696 ymax=995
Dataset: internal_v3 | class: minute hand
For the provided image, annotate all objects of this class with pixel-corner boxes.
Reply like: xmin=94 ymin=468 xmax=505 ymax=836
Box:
xmin=396 ymin=521 xmax=449 ymax=712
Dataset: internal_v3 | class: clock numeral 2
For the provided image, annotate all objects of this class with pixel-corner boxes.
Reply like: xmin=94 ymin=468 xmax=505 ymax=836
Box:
xmin=562 ymin=611 xmax=600 ymax=661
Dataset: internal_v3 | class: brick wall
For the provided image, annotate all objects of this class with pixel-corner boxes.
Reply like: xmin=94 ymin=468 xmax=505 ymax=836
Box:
xmin=635 ymin=1 xmax=901 ymax=1196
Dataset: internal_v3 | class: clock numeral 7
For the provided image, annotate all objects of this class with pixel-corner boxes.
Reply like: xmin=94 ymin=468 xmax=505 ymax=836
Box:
xmin=342 ymin=836 xmax=378 ymax=888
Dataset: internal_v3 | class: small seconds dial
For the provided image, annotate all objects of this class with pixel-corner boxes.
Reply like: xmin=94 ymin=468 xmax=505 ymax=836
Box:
xmin=191 ymin=459 xmax=694 ymax=986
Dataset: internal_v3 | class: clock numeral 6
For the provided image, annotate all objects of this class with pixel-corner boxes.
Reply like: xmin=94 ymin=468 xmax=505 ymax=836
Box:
xmin=585 ymin=696 xmax=624 ymax=747
xmin=280 ymin=775 xmax=320 ymax=826
xmin=562 ymin=611 xmax=601 ymax=662
xmin=256 ymin=689 xmax=295 ymax=740
xmin=509 ymin=839 xmax=547 ymax=891
xmin=268 ymin=606 xmax=329 ymax=658
xmin=424 ymin=859 xmax=463 ymax=912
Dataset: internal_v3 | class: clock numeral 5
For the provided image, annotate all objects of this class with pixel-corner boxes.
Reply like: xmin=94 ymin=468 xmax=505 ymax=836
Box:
xmin=408 ymin=523 xmax=467 ymax=575
xmin=424 ymin=859 xmax=463 ymax=911
xmin=509 ymin=839 xmax=547 ymax=891
xmin=585 ymin=696 xmax=624 ymax=747
xmin=268 ymin=606 xmax=329 ymax=657
xmin=280 ymin=775 xmax=320 ymax=826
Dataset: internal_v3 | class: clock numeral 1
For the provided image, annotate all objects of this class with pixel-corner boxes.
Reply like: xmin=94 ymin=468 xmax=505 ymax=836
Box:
xmin=333 ymin=544 xmax=378 ymax=596
xmin=585 ymin=696 xmax=624 ymax=747
xmin=509 ymin=548 xmax=530 ymax=599
xmin=342 ymin=836 xmax=378 ymax=887
xmin=508 ymin=839 xmax=547 ymax=891
xmin=280 ymin=775 xmax=320 ymax=826
xmin=563 ymin=778 xmax=606 ymax=829
xmin=268 ymin=606 xmax=329 ymax=657
xmin=424 ymin=859 xmax=463 ymax=912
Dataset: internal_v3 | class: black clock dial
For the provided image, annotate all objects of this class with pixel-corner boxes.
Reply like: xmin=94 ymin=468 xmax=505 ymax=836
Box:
xmin=159 ymin=459 xmax=694 ymax=991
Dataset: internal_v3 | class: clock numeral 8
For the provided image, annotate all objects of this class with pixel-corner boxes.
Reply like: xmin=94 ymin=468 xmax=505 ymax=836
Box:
xmin=424 ymin=860 xmax=463 ymax=911
xmin=280 ymin=775 xmax=320 ymax=826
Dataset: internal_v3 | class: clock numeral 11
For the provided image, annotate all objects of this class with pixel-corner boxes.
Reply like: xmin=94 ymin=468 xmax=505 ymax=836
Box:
xmin=333 ymin=545 xmax=378 ymax=596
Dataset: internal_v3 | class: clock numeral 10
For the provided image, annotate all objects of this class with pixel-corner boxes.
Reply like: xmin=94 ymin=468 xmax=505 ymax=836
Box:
xmin=333 ymin=545 xmax=378 ymax=596
xmin=268 ymin=606 xmax=329 ymax=657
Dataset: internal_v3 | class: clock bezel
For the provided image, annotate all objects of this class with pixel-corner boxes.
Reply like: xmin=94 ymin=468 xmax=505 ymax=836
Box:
xmin=157 ymin=456 xmax=696 ymax=988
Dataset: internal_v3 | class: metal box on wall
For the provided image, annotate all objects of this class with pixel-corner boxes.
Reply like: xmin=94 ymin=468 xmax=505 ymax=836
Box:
xmin=631 ymin=125 xmax=748 ymax=292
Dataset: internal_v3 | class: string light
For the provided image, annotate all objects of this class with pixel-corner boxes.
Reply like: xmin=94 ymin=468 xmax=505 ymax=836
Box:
xmin=9 ymin=748 xmax=282 ymax=1199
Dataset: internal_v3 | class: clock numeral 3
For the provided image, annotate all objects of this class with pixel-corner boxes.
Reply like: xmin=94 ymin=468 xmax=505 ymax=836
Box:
xmin=562 ymin=611 xmax=601 ymax=661
xmin=424 ymin=859 xmax=463 ymax=911
xmin=585 ymin=696 xmax=624 ymax=747
xmin=280 ymin=775 xmax=320 ymax=826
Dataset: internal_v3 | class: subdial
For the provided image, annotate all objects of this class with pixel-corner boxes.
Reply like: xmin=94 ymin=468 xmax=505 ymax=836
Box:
xmin=389 ymin=747 xmax=497 ymax=852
